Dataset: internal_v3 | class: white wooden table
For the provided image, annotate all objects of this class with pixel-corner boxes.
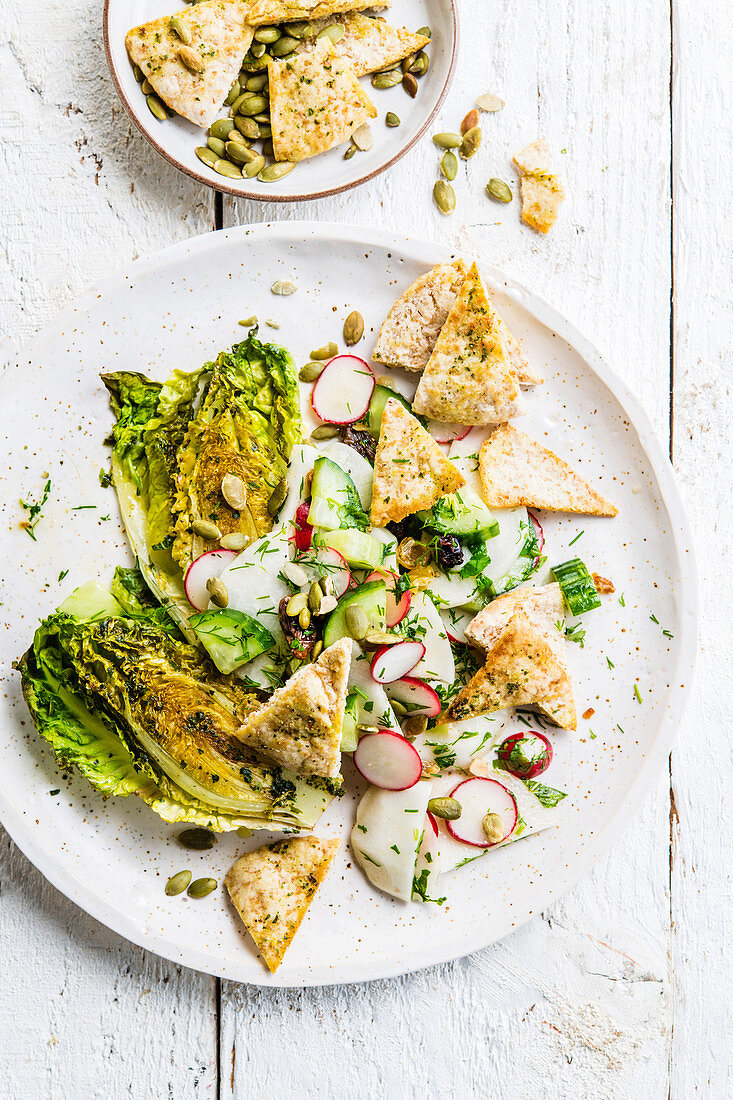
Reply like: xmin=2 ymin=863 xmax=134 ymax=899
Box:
xmin=1 ymin=0 xmax=730 ymax=1095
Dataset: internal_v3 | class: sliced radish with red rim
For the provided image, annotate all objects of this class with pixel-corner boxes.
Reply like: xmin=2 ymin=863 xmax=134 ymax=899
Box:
xmin=385 ymin=676 xmax=441 ymax=718
xmin=353 ymin=731 xmax=423 ymax=791
xmin=365 ymin=568 xmax=411 ymax=626
xmin=311 ymin=355 xmax=375 ymax=425
xmin=440 ymin=606 xmax=475 ymax=646
xmin=292 ymin=501 xmax=313 ymax=552
xmin=370 ymin=641 xmax=425 ymax=684
xmin=426 ymin=420 xmax=472 ymax=445
xmin=445 ymin=777 xmax=518 ymax=848
xmin=497 ymin=730 xmax=553 ymax=779
xmin=527 ymin=509 xmax=544 ymax=564
xmin=296 ymin=545 xmax=350 ymax=598
xmin=426 ymin=810 xmax=439 ymax=837
xmin=184 ymin=549 xmax=238 ymax=611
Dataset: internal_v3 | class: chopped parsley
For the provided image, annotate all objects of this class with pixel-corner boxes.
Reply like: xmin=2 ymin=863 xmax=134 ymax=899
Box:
xmin=19 ymin=478 xmax=51 ymax=541
xmin=412 ymin=869 xmax=446 ymax=905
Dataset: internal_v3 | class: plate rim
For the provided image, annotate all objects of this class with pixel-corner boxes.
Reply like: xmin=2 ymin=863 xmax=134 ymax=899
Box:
xmin=102 ymin=0 xmax=459 ymax=202
xmin=0 ymin=221 xmax=699 ymax=986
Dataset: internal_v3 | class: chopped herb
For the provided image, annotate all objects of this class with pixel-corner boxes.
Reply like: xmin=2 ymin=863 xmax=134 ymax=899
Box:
xmin=634 ymin=682 xmax=642 ymax=703
xmin=589 ymin=731 xmax=597 ymax=739
xmin=650 ymin=613 xmax=659 ymax=624
xmin=49 ymin=789 xmax=61 ymax=796
xmin=619 ymin=593 xmax=626 ymax=607
xmin=524 ymin=780 xmax=568 ymax=807
xmin=356 ymin=824 xmax=367 ymax=833
xmin=403 ymin=808 xmax=419 ymax=813
xmin=99 ymin=468 xmax=112 ymax=488
xmin=606 ymin=656 xmax=615 ymax=669
xmin=359 ymin=851 xmax=381 ymax=867
xmin=568 ymin=530 xmax=584 ymax=546
xmin=57 ymin=569 xmax=69 ymax=582
xmin=390 ymin=844 xmax=400 ymax=854
xmin=412 ymin=868 xmax=446 ymax=905
xmin=663 ymin=629 xmax=674 ymax=639
xmin=71 ymin=505 xmax=96 ymax=511
xmin=19 ymin=478 xmax=51 ymax=541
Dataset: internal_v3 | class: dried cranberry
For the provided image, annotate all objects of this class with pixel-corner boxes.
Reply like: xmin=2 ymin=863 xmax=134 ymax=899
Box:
xmin=436 ymin=535 xmax=464 ymax=571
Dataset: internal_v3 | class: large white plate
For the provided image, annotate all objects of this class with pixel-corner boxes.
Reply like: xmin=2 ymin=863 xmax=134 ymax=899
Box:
xmin=0 ymin=223 xmax=696 ymax=987
xmin=104 ymin=0 xmax=458 ymax=200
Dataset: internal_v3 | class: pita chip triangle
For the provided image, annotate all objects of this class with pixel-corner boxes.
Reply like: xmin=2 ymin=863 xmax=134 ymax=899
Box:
xmin=479 ymin=423 xmax=618 ymax=516
xmin=372 ymin=260 xmax=468 ymax=373
xmin=225 ymin=836 xmax=340 ymax=972
xmin=126 ymin=0 xmax=254 ymax=128
xmin=245 ymin=0 xmax=389 ymax=24
xmin=465 ymin=583 xmax=566 ymax=654
xmin=412 ymin=263 xmax=524 ymax=425
xmin=304 ymin=13 xmax=430 ymax=76
xmin=448 ymin=609 xmax=577 ymax=729
xmin=370 ymin=398 xmax=465 ymax=526
xmin=235 ymin=637 xmax=351 ymax=778
xmin=269 ymin=39 xmax=376 ymax=162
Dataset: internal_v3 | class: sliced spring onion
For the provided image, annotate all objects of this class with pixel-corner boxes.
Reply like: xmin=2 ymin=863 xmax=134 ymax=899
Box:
xmin=551 ymin=558 xmax=601 ymax=616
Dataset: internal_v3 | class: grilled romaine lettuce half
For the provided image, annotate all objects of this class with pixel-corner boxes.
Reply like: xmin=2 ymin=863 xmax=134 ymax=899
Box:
xmin=16 ymin=570 xmax=333 ymax=832
xmin=102 ymin=331 xmax=301 ymax=641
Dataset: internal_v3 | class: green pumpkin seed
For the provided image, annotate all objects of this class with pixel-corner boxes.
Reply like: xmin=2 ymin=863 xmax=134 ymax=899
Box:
xmin=196 ymin=145 xmax=219 ymax=169
xmin=345 ymin=604 xmax=369 ymax=641
xmin=233 ymin=115 xmax=260 ymax=139
xmin=401 ymin=53 xmax=416 ymax=73
xmin=433 ymin=179 xmax=456 ymax=215
xmin=459 ymin=125 xmax=482 ymax=159
xmin=165 ymin=870 xmax=192 ymax=896
xmin=250 ymin=41 xmax=267 ymax=58
xmin=214 ymin=158 xmax=242 ymax=179
xmin=187 ymin=877 xmax=218 ymax=899
xmin=433 ymin=132 xmax=462 ymax=149
xmin=245 ymin=72 xmax=268 ymax=92
xmin=441 ymin=150 xmax=458 ymax=181
xmin=372 ymin=69 xmax=403 ymax=90
xmin=409 ymin=51 xmax=429 ymax=76
xmin=133 ymin=64 xmax=144 ymax=83
xmin=178 ymin=827 xmax=217 ymax=850
xmin=343 ymin=310 xmax=364 ymax=345
xmin=220 ymin=472 xmax=247 ymax=510
xmin=210 ymin=118 xmax=235 ymax=141
xmin=244 ymin=155 xmax=266 ymax=177
xmin=206 ymin=577 xmax=229 ymax=607
xmin=227 ymin=141 xmax=256 ymax=165
xmin=147 ymin=93 xmax=167 ymax=121
xmin=238 ymin=315 xmax=258 ymax=326
xmin=283 ymin=561 xmax=308 ymax=587
xmin=261 ymin=138 xmax=275 ymax=156
xmin=298 ymin=606 xmax=311 ymax=629
xmin=476 ymin=93 xmax=504 ymax=112
xmin=169 ymin=14 xmax=192 ymax=44
xmin=316 ymin=23 xmax=344 ymax=44
xmin=486 ymin=177 xmax=513 ymax=203
xmin=482 ymin=812 xmax=504 ymax=844
xmin=308 ymin=581 xmax=324 ymax=612
xmin=461 ymin=109 xmax=479 ymax=135
xmin=267 ymin=478 xmax=288 ymax=516
xmin=207 ymin=136 xmax=227 ymax=158
xmin=352 ymin=123 xmax=373 ymax=151
xmin=310 ymin=341 xmax=338 ymax=360
xmin=287 ymin=593 xmax=308 ymax=617
xmin=385 ymin=111 xmax=401 ymax=127
xmin=343 ymin=144 xmax=357 ymax=160
xmin=258 ymin=161 xmax=294 ymax=182
xmin=239 ymin=94 xmax=268 ymax=116
xmin=141 ymin=77 xmax=153 ymax=95
xmin=391 ymin=698 xmax=408 ymax=716
xmin=374 ymin=60 xmax=402 ymax=73
xmin=254 ymin=25 xmax=281 ymax=43
xmin=318 ymin=594 xmax=337 ymax=616
xmin=415 ymin=25 xmax=431 ymax=38
xmin=233 ymin=118 xmax=256 ymax=140
xmin=220 ymin=531 xmax=247 ymax=550
xmin=246 ymin=55 xmax=270 ymax=71
xmin=283 ymin=20 xmax=314 ymax=38
xmin=193 ymin=518 xmax=222 ymax=539
xmin=258 ymin=124 xmax=272 ymax=139
xmin=427 ymin=797 xmax=462 ymax=821
xmin=311 ymin=424 xmax=340 ymax=440
xmin=311 ymin=639 xmax=323 ymax=660
xmin=178 ymin=45 xmax=205 ymax=73
xmin=402 ymin=72 xmax=418 ymax=97
xmin=224 ymin=79 xmax=241 ymax=106
xmin=270 ymin=35 xmax=299 ymax=56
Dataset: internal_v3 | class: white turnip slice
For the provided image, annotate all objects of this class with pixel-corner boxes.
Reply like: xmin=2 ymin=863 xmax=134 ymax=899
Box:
xmin=353 ymin=731 xmax=423 ymax=791
xmin=184 ymin=549 xmax=238 ymax=611
xmin=311 ymin=355 xmax=375 ymax=425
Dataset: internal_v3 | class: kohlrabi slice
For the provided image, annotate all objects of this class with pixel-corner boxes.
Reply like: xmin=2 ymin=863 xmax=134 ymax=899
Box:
xmin=412 ymin=711 xmax=512 ymax=769
xmin=404 ymin=591 xmax=454 ymax=683
xmin=351 ymin=779 xmax=433 ymax=901
xmin=216 ymin=523 xmax=291 ymax=652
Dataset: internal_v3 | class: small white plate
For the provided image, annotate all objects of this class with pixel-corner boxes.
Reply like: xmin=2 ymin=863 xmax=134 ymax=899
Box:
xmin=103 ymin=0 xmax=458 ymax=200
xmin=0 ymin=223 xmax=697 ymax=986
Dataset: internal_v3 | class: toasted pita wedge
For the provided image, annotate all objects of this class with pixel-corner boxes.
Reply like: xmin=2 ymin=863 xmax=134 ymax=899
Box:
xmin=126 ymin=1 xmax=254 ymax=128
xmin=513 ymin=140 xmax=565 ymax=234
xmin=479 ymin=424 xmax=618 ymax=516
xmin=465 ymin=583 xmax=566 ymax=653
xmin=372 ymin=260 xmax=467 ymax=373
xmin=484 ymin=290 xmax=543 ymax=387
xmin=246 ymin=0 xmax=389 ymax=26
xmin=448 ymin=610 xmax=576 ymax=729
xmin=300 ymin=13 xmax=429 ymax=76
xmin=235 ymin=638 xmax=351 ymax=778
xmin=268 ymin=39 xmax=376 ymax=162
xmin=370 ymin=399 xmax=465 ymax=526
xmin=225 ymin=836 xmax=340 ymax=972
xmin=412 ymin=263 xmax=523 ymax=426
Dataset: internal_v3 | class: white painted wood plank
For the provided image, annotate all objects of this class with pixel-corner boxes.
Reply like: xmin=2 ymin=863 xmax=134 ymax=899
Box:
xmin=669 ymin=0 xmax=733 ymax=1093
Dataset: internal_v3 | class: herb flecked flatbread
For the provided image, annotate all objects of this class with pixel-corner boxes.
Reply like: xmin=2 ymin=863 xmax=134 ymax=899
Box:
xmin=225 ymin=836 xmax=340 ymax=972
xmin=126 ymin=0 xmax=254 ymax=128
xmin=465 ymin=583 xmax=566 ymax=654
xmin=245 ymin=0 xmax=389 ymax=24
xmin=513 ymin=140 xmax=565 ymax=234
xmin=370 ymin=398 xmax=465 ymax=526
xmin=372 ymin=260 xmax=468 ymax=372
xmin=300 ymin=13 xmax=429 ymax=76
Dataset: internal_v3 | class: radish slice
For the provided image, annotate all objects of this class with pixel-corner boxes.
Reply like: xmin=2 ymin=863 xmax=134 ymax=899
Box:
xmin=370 ymin=641 xmax=425 ymax=684
xmin=497 ymin=730 xmax=553 ymax=779
xmin=311 ymin=355 xmax=375 ymax=425
xmin=184 ymin=549 xmax=238 ymax=611
xmin=440 ymin=606 xmax=475 ymax=645
xmin=365 ymin=569 xmax=411 ymax=626
xmin=426 ymin=810 xmax=439 ymax=837
xmin=527 ymin=509 xmax=544 ymax=565
xmin=296 ymin=545 xmax=350 ymax=598
xmin=385 ymin=676 xmax=442 ymax=718
xmin=292 ymin=501 xmax=313 ymax=552
xmin=427 ymin=420 xmax=471 ymax=445
xmin=353 ymin=731 xmax=423 ymax=791
xmin=445 ymin=777 xmax=518 ymax=848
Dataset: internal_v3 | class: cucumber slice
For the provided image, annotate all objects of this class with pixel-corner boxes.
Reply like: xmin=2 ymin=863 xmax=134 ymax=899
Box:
xmin=552 ymin=558 xmax=601 ymax=615
xmin=320 ymin=440 xmax=374 ymax=507
xmin=419 ymin=486 xmax=499 ymax=540
xmin=323 ymin=580 xmax=386 ymax=647
xmin=366 ymin=385 xmax=412 ymax=438
xmin=189 ymin=608 xmax=274 ymax=674
xmin=308 ymin=455 xmax=368 ymax=532
xmin=318 ymin=528 xmax=385 ymax=570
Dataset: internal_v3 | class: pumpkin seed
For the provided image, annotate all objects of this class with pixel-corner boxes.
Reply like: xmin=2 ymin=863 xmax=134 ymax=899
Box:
xmin=372 ymin=69 xmax=403 ymax=90
xmin=245 ymin=72 xmax=268 ymax=91
xmin=310 ymin=341 xmax=338 ymax=360
xmin=345 ymin=604 xmax=369 ymax=641
xmin=206 ymin=577 xmax=229 ymax=608
xmin=196 ymin=145 xmax=219 ymax=169
xmin=233 ymin=118 xmax=256 ymax=140
xmin=351 ymin=123 xmax=373 ymax=151
xmin=402 ymin=72 xmax=418 ymax=97
xmin=299 ymin=361 xmax=325 ymax=382
xmin=343 ymin=310 xmax=364 ymax=345
xmin=441 ymin=150 xmax=458 ymax=181
xmin=374 ymin=60 xmax=402 ymax=73
xmin=298 ymin=606 xmax=311 ymax=629
xmin=254 ymin=25 xmax=280 ymax=43
xmin=169 ymin=14 xmax=192 ymax=44
xmin=283 ymin=20 xmax=314 ymax=38
xmin=433 ymin=179 xmax=456 ymax=215
xmin=343 ymin=143 xmax=357 ymax=160
xmin=147 ymin=94 xmax=167 ymax=121
xmin=207 ymin=136 xmax=227 ymax=158
xmin=257 ymin=123 xmax=272 ymax=139
xmin=178 ymin=45 xmax=205 ymax=73
xmin=258 ymin=161 xmax=294 ymax=182
xmin=244 ymin=155 xmax=266 ymax=177
xmin=385 ymin=111 xmax=401 ymax=127
xmin=402 ymin=714 xmax=428 ymax=738
xmin=461 ymin=109 xmax=479 ymax=135
xmin=356 ymin=724 xmax=381 ymax=736
xmin=271 ymin=279 xmax=297 ymax=296
xmin=238 ymin=315 xmax=258 ymax=326
xmin=133 ymin=64 xmax=143 ymax=82
xmin=165 ymin=870 xmax=192 ymax=896
xmin=311 ymin=424 xmax=340 ymax=440
xmin=267 ymin=478 xmax=288 ymax=516
xmin=482 ymin=812 xmax=504 ymax=844
xmin=227 ymin=140 xmax=256 ymax=165
xmin=459 ymin=125 xmax=482 ymax=159
xmin=247 ymin=55 xmax=270 ymax=70
xmin=409 ymin=51 xmax=429 ymax=76
xmin=210 ymin=118 xmax=235 ymax=141
xmin=318 ymin=594 xmax=337 ymax=616
xmin=224 ymin=79 xmax=241 ymax=106
xmin=364 ymin=629 xmax=400 ymax=647
xmin=250 ymin=41 xmax=267 ymax=58
xmin=178 ymin=827 xmax=217 ymax=850
xmin=427 ymin=797 xmax=462 ymax=821
xmin=415 ymin=25 xmax=431 ymax=38
xmin=316 ymin=23 xmax=344 ymax=44
xmin=487 ymin=177 xmax=513 ymax=203
xmin=192 ymin=518 xmax=222 ymax=539
xmin=391 ymin=699 xmax=408 ymax=716
xmin=214 ymin=158 xmax=242 ymax=178
xmin=401 ymin=54 xmax=415 ymax=73
xmin=432 ymin=132 xmax=462 ymax=149
xmin=307 ymin=581 xmax=324 ymax=612
xmin=187 ymin=877 xmax=218 ymax=899
xmin=233 ymin=115 xmax=260 ymax=139
xmin=287 ymin=593 xmax=308 ymax=617
xmin=237 ymin=94 xmax=268 ymax=116
xmin=311 ymin=639 xmax=323 ymax=660
xmin=221 ymin=472 xmax=247 ymax=510
xmin=141 ymin=77 xmax=153 ymax=95
xmin=476 ymin=93 xmax=504 ymax=112
xmin=270 ymin=35 xmax=299 ymax=56
xmin=220 ymin=531 xmax=247 ymax=550
xmin=282 ymin=561 xmax=308 ymax=588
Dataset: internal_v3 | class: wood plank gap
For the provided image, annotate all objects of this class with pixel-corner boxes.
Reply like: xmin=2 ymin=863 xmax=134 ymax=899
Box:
xmin=668 ymin=5 xmax=677 ymax=1096
xmin=216 ymin=976 xmax=222 ymax=1100
xmin=215 ymin=191 xmax=224 ymax=231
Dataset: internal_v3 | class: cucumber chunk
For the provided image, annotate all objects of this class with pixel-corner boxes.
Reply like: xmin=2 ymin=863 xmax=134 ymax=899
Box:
xmin=317 ymin=528 xmax=385 ymax=570
xmin=189 ymin=608 xmax=274 ymax=674
xmin=323 ymin=580 xmax=386 ymax=647
xmin=419 ymin=487 xmax=499 ymax=540
xmin=308 ymin=456 xmax=368 ymax=532
xmin=366 ymin=385 xmax=412 ymax=438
